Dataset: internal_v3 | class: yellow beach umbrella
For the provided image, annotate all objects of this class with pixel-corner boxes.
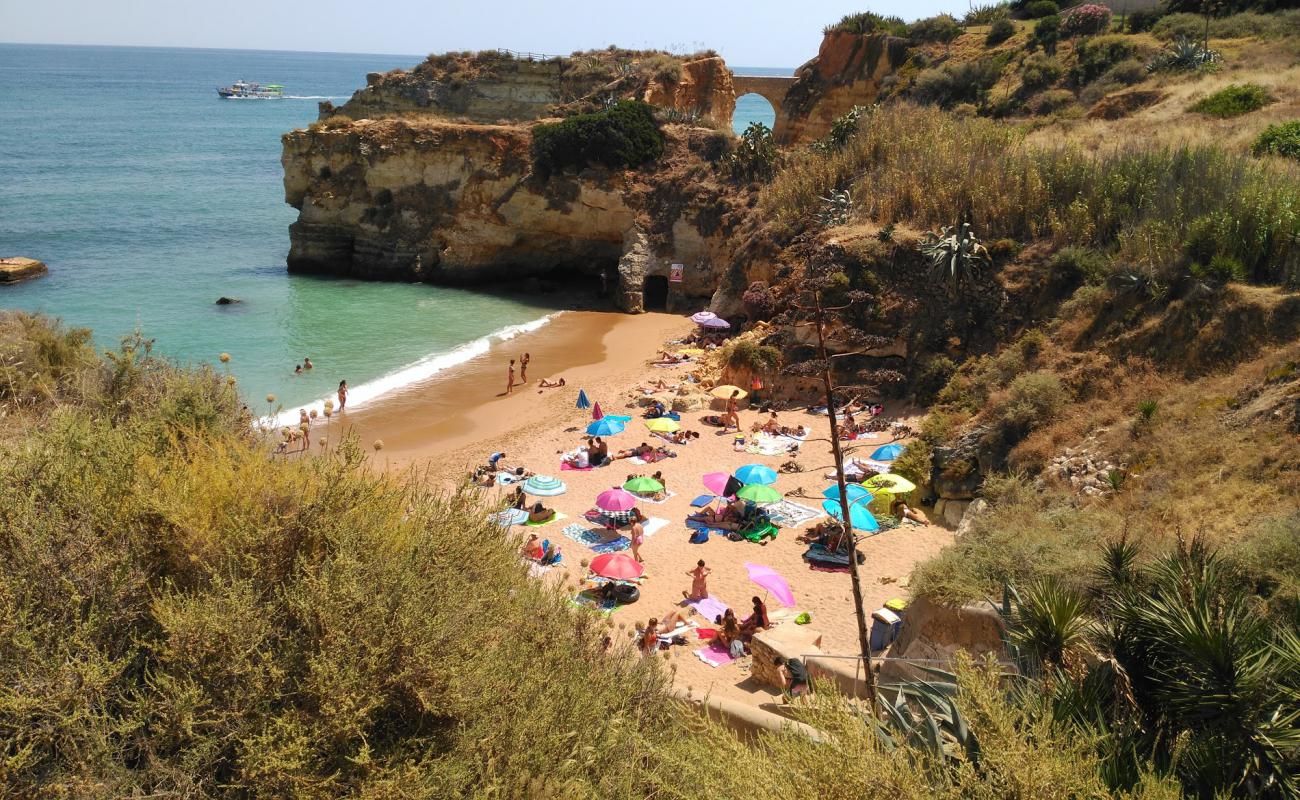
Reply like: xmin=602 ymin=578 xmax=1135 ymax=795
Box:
xmin=863 ymin=473 xmax=917 ymax=494
xmin=710 ymin=385 xmax=748 ymax=400
xmin=677 ymin=348 xmax=705 ymax=356
xmin=645 ymin=417 xmax=681 ymax=433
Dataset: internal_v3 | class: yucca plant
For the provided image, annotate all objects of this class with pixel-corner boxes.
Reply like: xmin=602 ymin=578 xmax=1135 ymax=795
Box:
xmin=920 ymin=223 xmax=990 ymax=294
xmin=1009 ymin=578 xmax=1094 ymax=668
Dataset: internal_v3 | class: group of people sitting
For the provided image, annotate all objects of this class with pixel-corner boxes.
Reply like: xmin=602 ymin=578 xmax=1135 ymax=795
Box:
xmin=711 ymin=596 xmax=771 ymax=658
xmin=506 ymin=487 xmax=558 ymax=523
xmin=520 ymin=532 xmax=562 ymax=565
xmin=750 ymin=411 xmax=810 ymax=438
xmin=562 ymin=437 xmax=611 ymax=469
xmin=626 ymin=470 xmax=668 ymax=500
xmin=471 ymin=462 xmax=534 ymax=487
xmin=688 ymin=499 xmax=766 ymax=533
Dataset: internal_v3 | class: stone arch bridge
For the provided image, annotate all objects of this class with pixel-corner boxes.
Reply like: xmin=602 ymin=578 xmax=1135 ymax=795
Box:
xmin=731 ymin=74 xmax=797 ymax=142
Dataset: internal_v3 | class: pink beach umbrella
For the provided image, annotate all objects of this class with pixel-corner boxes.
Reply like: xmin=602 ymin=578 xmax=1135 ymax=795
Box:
xmin=590 ymin=553 xmax=645 ymax=580
xmin=592 ymin=401 xmax=604 ymax=420
xmin=596 ymin=488 xmax=639 ymax=513
xmin=745 ymin=562 xmax=796 ymax=607
xmin=701 ymin=471 xmax=731 ymax=497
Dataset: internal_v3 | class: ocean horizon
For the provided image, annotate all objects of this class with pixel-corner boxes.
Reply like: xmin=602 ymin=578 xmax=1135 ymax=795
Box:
xmin=0 ymin=43 xmax=788 ymax=416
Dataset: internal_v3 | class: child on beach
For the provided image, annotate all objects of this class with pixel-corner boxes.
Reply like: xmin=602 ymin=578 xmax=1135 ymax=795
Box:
xmin=337 ymin=380 xmax=348 ymax=411
xmin=682 ymin=560 xmax=710 ymax=601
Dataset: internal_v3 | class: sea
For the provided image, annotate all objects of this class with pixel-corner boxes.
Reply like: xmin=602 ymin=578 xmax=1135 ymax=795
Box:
xmin=0 ymin=43 xmax=787 ymax=418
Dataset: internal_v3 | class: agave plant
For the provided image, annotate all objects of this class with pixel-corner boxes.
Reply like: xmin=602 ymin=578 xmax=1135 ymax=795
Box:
xmin=1149 ymin=37 xmax=1221 ymax=73
xmin=919 ymin=223 xmax=990 ymax=293
xmin=816 ymin=189 xmax=853 ymax=227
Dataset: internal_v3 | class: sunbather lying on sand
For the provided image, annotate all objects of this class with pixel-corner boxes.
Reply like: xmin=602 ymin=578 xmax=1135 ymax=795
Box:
xmin=537 ymin=377 xmax=566 ymax=388
xmin=652 ymin=351 xmax=689 ymax=365
xmin=527 ymin=502 xmax=556 ymax=524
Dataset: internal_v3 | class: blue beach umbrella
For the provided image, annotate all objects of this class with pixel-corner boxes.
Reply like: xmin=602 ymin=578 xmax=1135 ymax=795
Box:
xmin=576 ymin=389 xmax=591 ymax=409
xmin=821 ymin=483 xmax=873 ymax=504
xmin=586 ymin=417 xmax=626 ymax=436
xmin=822 ymin=498 xmax=880 ymax=532
xmin=734 ymin=463 xmax=778 ymax=486
xmin=871 ymin=444 xmax=904 ymax=461
xmin=605 ymin=415 xmax=633 ymax=423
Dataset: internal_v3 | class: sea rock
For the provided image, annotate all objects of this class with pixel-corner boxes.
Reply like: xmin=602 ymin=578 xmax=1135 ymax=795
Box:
xmin=0 ymin=257 xmax=48 ymax=284
xmin=215 ymin=296 xmax=242 ymax=305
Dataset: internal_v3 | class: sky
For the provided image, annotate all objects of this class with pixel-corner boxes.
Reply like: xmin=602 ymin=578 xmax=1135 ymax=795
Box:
xmin=1 ymin=0 xmax=966 ymax=68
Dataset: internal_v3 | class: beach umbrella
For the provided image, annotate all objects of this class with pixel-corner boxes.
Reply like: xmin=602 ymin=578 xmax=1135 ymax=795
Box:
xmin=623 ymin=476 xmax=664 ymax=494
xmin=864 ymin=474 xmax=917 ymax=495
xmin=590 ymin=553 xmax=645 ymax=580
xmin=596 ymin=488 xmax=639 ymax=513
xmin=821 ymin=483 xmax=873 ymax=504
xmin=592 ymin=401 xmax=604 ymax=420
xmin=710 ymin=385 xmax=748 ymax=400
xmin=735 ymin=463 xmax=778 ymax=486
xmin=691 ymin=311 xmax=731 ymax=330
xmin=523 ymin=475 xmax=567 ymax=497
xmin=605 ymin=414 xmax=633 ymax=423
xmin=701 ymin=471 xmax=732 ymax=497
xmin=490 ymin=508 xmax=529 ymax=527
xmin=871 ymin=444 xmax=904 ymax=461
xmin=576 ymin=389 xmax=591 ymax=409
xmin=645 ymin=417 xmax=681 ymax=433
xmin=586 ymin=417 xmax=625 ymax=436
xmin=822 ymin=498 xmax=880 ymax=532
xmin=736 ymin=484 xmax=783 ymax=504
xmin=745 ymin=562 xmax=796 ymax=607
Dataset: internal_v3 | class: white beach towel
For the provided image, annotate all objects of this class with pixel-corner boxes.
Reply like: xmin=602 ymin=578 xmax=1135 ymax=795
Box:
xmin=642 ymin=517 xmax=670 ymax=537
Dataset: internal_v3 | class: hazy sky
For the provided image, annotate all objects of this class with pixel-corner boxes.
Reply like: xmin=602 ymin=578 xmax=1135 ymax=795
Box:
xmin=1 ymin=0 xmax=965 ymax=67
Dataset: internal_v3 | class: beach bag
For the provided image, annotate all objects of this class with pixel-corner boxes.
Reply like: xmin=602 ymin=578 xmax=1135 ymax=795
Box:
xmin=689 ymin=529 xmax=710 ymax=544
xmin=729 ymin=639 xmax=745 ymax=658
xmin=795 ymin=612 xmax=812 ymax=625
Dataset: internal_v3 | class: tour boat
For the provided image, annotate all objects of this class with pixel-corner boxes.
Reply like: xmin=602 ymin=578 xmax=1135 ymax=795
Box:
xmin=217 ymin=80 xmax=285 ymax=99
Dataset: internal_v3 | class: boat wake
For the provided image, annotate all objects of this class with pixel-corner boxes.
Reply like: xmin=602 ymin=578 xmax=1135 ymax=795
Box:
xmin=283 ymin=95 xmax=348 ymax=100
xmin=263 ymin=312 xmax=562 ymax=429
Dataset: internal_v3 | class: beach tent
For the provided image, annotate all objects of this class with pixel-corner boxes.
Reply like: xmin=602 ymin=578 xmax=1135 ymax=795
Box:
xmin=822 ymin=498 xmax=880 ymax=532
xmin=586 ymin=418 xmax=625 ymax=436
xmin=523 ymin=475 xmax=567 ymax=497
xmin=735 ymin=463 xmax=778 ymax=486
xmin=576 ymin=389 xmax=591 ymax=410
xmin=691 ymin=311 xmax=731 ymax=330
xmin=871 ymin=444 xmax=904 ymax=461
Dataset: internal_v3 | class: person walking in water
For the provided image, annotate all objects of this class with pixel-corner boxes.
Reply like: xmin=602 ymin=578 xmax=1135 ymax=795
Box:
xmin=506 ymin=359 xmax=516 ymax=395
xmin=520 ymin=352 xmax=530 ymax=383
xmin=337 ymin=380 xmax=348 ymax=411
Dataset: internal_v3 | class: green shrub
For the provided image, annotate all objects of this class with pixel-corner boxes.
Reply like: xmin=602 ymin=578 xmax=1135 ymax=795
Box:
xmin=1060 ymin=4 xmax=1112 ymax=38
xmin=1032 ymin=88 xmax=1076 ymax=114
xmin=1071 ymin=35 xmax=1138 ymax=86
xmin=724 ymin=338 xmax=782 ymax=373
xmin=1126 ymin=6 xmax=1165 ymax=33
xmin=913 ymin=58 xmax=1005 ymax=107
xmin=987 ymin=17 xmax=1017 ymax=44
xmin=1051 ymin=246 xmax=1110 ymax=285
xmin=966 ymin=2 xmax=1012 ymax=25
xmin=1236 ymin=512 xmax=1300 ymax=621
xmin=1188 ymin=83 xmax=1274 ymax=117
xmin=1030 ymin=14 xmax=1061 ymax=52
xmin=1020 ymin=52 xmax=1064 ymax=90
xmin=913 ymin=356 xmax=958 ymax=403
xmin=531 ymin=100 xmax=664 ymax=176
xmin=908 ymin=13 xmax=964 ymax=44
xmin=1151 ymin=12 xmax=1208 ymax=40
xmin=826 ymin=11 xmax=909 ymax=36
xmin=1191 ymin=254 xmax=1248 ymax=283
xmin=1252 ymin=120 xmax=1300 ymax=160
xmin=1102 ymin=58 xmax=1147 ymax=86
xmin=726 ymin=121 xmax=778 ymax=182
xmin=997 ymin=371 xmax=1067 ymax=435
xmin=891 ymin=439 xmax=933 ymax=488
xmin=1022 ymin=0 xmax=1060 ymax=19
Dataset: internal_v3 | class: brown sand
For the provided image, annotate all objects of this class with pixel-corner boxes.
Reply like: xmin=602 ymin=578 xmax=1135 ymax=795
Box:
xmin=308 ymin=310 xmax=954 ymax=707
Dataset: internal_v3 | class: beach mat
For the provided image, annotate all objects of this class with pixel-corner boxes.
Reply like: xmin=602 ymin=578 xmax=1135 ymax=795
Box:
xmin=634 ymin=490 xmax=678 ymax=505
xmin=686 ymin=518 xmax=730 ymax=538
xmin=560 ymin=462 xmax=593 ymax=472
xmin=689 ymin=494 xmax=716 ymax=508
xmin=694 ymin=643 xmax=734 ymax=668
xmin=689 ymin=595 xmax=730 ymax=621
xmin=561 ymin=522 xmax=630 ymax=553
xmin=525 ymin=511 xmax=567 ymax=527
xmin=764 ymin=499 xmax=822 ymax=528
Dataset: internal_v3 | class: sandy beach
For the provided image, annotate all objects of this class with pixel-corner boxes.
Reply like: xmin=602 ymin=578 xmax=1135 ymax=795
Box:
xmin=311 ymin=309 xmax=955 ymax=707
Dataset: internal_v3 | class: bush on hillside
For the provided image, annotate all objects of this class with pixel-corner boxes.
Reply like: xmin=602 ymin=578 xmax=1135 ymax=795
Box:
xmin=908 ymin=13 xmax=964 ymax=44
xmin=1071 ymin=35 xmax=1139 ymax=86
xmin=1126 ymin=6 xmax=1165 ymax=32
xmin=1188 ymin=83 xmax=1275 ymax=117
xmin=1030 ymin=14 xmax=1062 ymax=52
xmin=1031 ymin=88 xmax=1076 ymax=114
xmin=1252 ymin=120 xmax=1300 ymax=160
xmin=726 ymin=121 xmax=778 ymax=182
xmin=1237 ymin=511 xmax=1300 ymax=620
xmin=986 ymin=17 xmax=1017 ymax=44
xmin=1148 ymin=36 xmax=1222 ymax=72
xmin=1051 ymin=246 xmax=1110 ymax=285
xmin=965 ymin=2 xmax=1012 ymax=25
xmin=1020 ymin=52 xmax=1064 ymax=90
xmin=996 ymin=371 xmax=1068 ymax=437
xmin=1190 ymin=254 xmax=1248 ymax=283
xmin=1061 ymin=4 xmax=1112 ymax=37
xmin=912 ymin=58 xmax=1005 ymax=108
xmin=825 ymin=11 xmax=909 ymax=36
xmin=724 ymin=338 xmax=782 ymax=373
xmin=531 ymin=100 xmax=664 ymax=176
xmin=1102 ymin=58 xmax=1147 ymax=86
xmin=1021 ymin=0 xmax=1060 ymax=19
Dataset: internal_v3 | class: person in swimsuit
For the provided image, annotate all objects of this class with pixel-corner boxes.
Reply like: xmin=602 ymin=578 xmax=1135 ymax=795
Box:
xmin=640 ymin=618 xmax=660 ymax=655
xmin=506 ymin=360 xmax=515 ymax=395
xmin=682 ymin=559 xmax=711 ymax=601
xmin=294 ymin=364 xmax=302 ymax=375
xmin=628 ymin=508 xmax=647 ymax=563
xmin=521 ymin=533 xmax=544 ymax=560
xmin=724 ymin=390 xmax=741 ymax=431
xmin=742 ymin=596 xmax=770 ymax=639
xmin=520 ymin=352 xmax=529 ymax=383
xmin=527 ymin=501 xmax=555 ymax=524
xmin=337 ymin=380 xmax=348 ymax=411
xmin=303 ymin=357 xmax=313 ymax=370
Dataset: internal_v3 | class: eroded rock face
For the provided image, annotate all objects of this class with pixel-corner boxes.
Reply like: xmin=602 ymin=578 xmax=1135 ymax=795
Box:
xmin=642 ymin=57 xmax=736 ymax=128
xmin=777 ymin=32 xmax=910 ymax=144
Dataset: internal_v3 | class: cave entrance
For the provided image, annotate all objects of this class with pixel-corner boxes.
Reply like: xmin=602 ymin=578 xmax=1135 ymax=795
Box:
xmin=643 ymin=275 xmax=669 ymax=311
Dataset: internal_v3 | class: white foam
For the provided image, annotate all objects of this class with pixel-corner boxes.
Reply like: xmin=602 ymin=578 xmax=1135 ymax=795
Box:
xmin=262 ymin=312 xmax=561 ymax=429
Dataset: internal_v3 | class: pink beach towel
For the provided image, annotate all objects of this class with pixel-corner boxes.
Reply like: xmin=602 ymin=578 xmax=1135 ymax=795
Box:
xmin=693 ymin=643 xmax=734 ymax=668
xmin=689 ymin=595 xmax=730 ymax=622
xmin=560 ymin=462 xmax=594 ymax=472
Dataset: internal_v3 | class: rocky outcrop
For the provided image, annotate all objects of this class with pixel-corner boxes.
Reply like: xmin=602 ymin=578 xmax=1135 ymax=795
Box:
xmin=0 ymin=257 xmax=47 ymax=284
xmin=778 ymin=32 xmax=911 ymax=144
xmin=877 ymin=596 xmax=1007 ymax=683
xmin=642 ymin=56 xmax=735 ymax=127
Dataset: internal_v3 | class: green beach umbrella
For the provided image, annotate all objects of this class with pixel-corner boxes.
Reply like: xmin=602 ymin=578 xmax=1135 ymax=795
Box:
xmin=736 ymin=484 xmax=782 ymax=504
xmin=623 ymin=476 xmax=665 ymax=493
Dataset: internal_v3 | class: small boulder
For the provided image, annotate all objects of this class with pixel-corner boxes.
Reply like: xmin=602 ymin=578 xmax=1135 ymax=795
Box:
xmin=0 ymin=257 xmax=47 ymax=284
xmin=215 ymin=297 xmax=242 ymax=305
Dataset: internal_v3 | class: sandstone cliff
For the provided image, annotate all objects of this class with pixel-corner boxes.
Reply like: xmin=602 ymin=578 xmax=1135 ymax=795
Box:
xmin=777 ymin=32 xmax=910 ymax=143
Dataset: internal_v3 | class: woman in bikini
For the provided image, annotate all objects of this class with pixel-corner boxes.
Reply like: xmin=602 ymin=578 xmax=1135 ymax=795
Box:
xmin=682 ymin=559 xmax=710 ymax=601
xmin=337 ymin=380 xmax=348 ymax=411
xmin=628 ymin=508 xmax=647 ymax=563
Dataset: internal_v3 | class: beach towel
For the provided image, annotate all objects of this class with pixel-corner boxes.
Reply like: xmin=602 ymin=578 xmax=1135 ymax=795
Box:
xmin=685 ymin=518 xmax=729 ymax=538
xmin=641 ymin=517 xmax=670 ymax=537
xmin=689 ymin=595 xmax=730 ymax=621
xmin=764 ymin=499 xmax=823 ymax=528
xmin=694 ymin=643 xmax=734 ymax=668
xmin=634 ymin=490 xmax=678 ymax=505
xmin=496 ymin=471 xmax=521 ymax=485
xmin=570 ymin=590 xmax=619 ymax=615
xmin=526 ymin=561 xmax=554 ymax=578
xmin=560 ymin=462 xmax=593 ymax=472
xmin=524 ymin=511 xmax=567 ymax=527
xmin=561 ymin=523 xmax=631 ymax=553
xmin=657 ymin=621 xmax=698 ymax=643
xmin=689 ymin=494 xmax=716 ymax=508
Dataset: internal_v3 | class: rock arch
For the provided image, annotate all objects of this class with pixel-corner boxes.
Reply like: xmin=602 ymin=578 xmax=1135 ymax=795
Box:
xmin=731 ymin=74 xmax=797 ymax=142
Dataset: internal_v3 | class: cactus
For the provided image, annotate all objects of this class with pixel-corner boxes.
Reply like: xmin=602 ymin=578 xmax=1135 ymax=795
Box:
xmin=919 ymin=222 xmax=990 ymax=292
xmin=816 ymin=189 xmax=853 ymax=227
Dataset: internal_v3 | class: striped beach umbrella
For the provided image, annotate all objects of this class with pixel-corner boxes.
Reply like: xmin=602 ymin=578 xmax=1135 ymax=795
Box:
xmin=523 ymin=475 xmax=567 ymax=497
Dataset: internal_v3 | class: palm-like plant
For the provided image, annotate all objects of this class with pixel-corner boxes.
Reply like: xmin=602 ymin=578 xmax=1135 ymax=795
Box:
xmin=919 ymin=222 xmax=990 ymax=293
xmin=1009 ymin=578 xmax=1093 ymax=669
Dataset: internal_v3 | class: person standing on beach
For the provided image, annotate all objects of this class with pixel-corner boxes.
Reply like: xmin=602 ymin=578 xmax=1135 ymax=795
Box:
xmin=338 ymin=380 xmax=348 ymax=411
xmin=724 ymin=390 xmax=741 ymax=431
xmin=520 ymin=352 xmax=530 ymax=383
xmin=628 ymin=508 xmax=647 ymax=563
xmin=683 ymin=559 xmax=710 ymax=601
xmin=506 ymin=359 xmax=516 ymax=395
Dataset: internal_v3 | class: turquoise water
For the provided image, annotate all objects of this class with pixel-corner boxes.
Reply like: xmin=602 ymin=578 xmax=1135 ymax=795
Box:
xmin=0 ymin=43 xmax=566 ymax=415
xmin=0 ymin=44 xmax=785 ymax=416
xmin=732 ymin=66 xmax=794 ymax=134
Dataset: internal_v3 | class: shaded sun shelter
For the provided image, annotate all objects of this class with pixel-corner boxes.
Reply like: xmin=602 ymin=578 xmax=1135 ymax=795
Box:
xmin=623 ymin=476 xmax=664 ymax=494
xmin=596 ymin=488 xmax=639 ymax=513
xmin=645 ymin=417 xmax=680 ymax=433
xmin=586 ymin=417 xmax=625 ymax=436
xmin=710 ymin=385 xmax=747 ymax=400
xmin=590 ymin=553 xmax=644 ymax=580
xmin=691 ymin=311 xmax=731 ymax=330
xmin=702 ymin=471 xmax=734 ymax=497
xmin=863 ymin=474 xmax=917 ymax=495
xmin=735 ymin=463 xmax=778 ymax=486
xmin=871 ymin=444 xmax=904 ymax=461
xmin=822 ymin=498 xmax=880 ymax=532
xmin=736 ymin=484 xmax=783 ymax=505
xmin=745 ymin=562 xmax=796 ymax=607
xmin=523 ymin=475 xmax=567 ymax=497
xmin=822 ymin=483 xmax=873 ymax=504
xmin=491 ymin=508 xmax=529 ymax=527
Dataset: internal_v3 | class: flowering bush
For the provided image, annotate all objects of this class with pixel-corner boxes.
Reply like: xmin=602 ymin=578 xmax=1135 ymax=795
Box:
xmin=1061 ymin=4 xmax=1111 ymax=37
